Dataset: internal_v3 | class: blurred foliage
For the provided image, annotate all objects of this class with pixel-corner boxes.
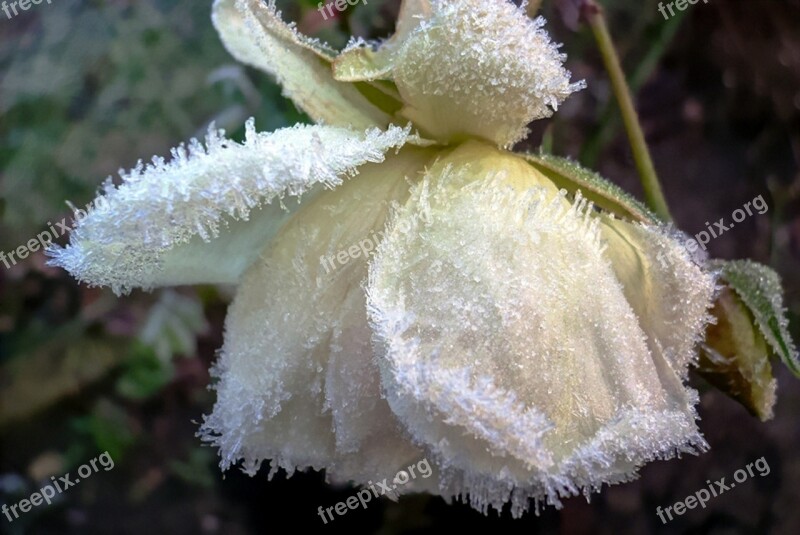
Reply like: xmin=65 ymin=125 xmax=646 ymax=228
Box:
xmin=71 ymin=399 xmax=137 ymax=462
xmin=0 ymin=0 xmax=302 ymax=251
xmin=0 ymin=335 xmax=126 ymax=426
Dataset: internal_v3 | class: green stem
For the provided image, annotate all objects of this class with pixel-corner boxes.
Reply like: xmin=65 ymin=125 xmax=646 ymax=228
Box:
xmin=581 ymin=1 xmax=673 ymax=221
xmin=581 ymin=9 xmax=688 ymax=167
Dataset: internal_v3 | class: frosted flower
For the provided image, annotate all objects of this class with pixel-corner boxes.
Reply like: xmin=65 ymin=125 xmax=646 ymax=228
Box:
xmin=49 ymin=0 xmax=717 ymax=516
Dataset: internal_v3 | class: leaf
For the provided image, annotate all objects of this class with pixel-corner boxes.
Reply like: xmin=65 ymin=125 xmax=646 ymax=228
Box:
xmin=117 ymin=291 xmax=208 ymax=399
xmin=115 ymin=343 xmax=175 ymax=401
xmin=168 ymin=448 xmax=215 ymax=489
xmin=713 ymin=259 xmax=799 ymax=378
xmin=522 ymin=153 xmax=659 ymax=223
xmin=71 ymin=399 xmax=136 ymax=461
xmin=698 ymin=287 xmax=777 ymax=421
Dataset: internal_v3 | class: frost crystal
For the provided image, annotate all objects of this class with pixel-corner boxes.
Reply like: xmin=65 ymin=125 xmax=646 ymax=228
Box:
xmin=600 ymin=218 xmax=718 ymax=376
xmin=48 ymin=121 xmax=410 ymax=294
xmin=199 ymin=146 xmax=438 ymax=488
xmin=336 ymin=0 xmax=584 ymax=147
xmin=213 ymin=0 xmax=391 ymax=129
xmin=366 ymin=143 xmax=710 ymax=515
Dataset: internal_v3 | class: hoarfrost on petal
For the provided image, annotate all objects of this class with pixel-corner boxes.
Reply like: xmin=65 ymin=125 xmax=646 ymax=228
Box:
xmin=199 ymin=146 xmax=440 ymax=491
xmin=48 ymin=122 xmax=410 ymax=294
xmin=367 ymin=141 xmax=707 ymax=516
xmin=214 ymin=0 xmax=391 ymax=129
xmin=334 ymin=0 xmax=584 ymax=147
xmin=600 ymin=217 xmax=718 ymax=377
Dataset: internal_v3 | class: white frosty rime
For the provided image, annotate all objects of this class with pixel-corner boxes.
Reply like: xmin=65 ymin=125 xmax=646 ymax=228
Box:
xmin=366 ymin=142 xmax=711 ymax=516
xmin=339 ymin=0 xmax=585 ymax=147
xmin=47 ymin=121 xmax=410 ymax=294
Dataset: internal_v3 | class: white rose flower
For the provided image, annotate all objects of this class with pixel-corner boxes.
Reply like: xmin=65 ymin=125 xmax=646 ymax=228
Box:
xmin=49 ymin=0 xmax=717 ymax=516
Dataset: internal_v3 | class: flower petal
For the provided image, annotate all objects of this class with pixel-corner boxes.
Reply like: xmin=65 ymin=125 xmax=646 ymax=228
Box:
xmin=199 ymin=146 xmax=439 ymax=488
xmin=332 ymin=0 xmax=431 ymax=82
xmin=213 ymin=0 xmax=391 ymax=129
xmin=48 ymin=121 xmax=410 ymax=294
xmin=335 ymin=0 xmax=583 ymax=147
xmin=367 ymin=142 xmax=706 ymax=515
xmin=599 ymin=218 xmax=717 ymax=376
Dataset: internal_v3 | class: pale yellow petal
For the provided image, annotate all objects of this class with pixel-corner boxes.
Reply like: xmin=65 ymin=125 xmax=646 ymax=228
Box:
xmin=333 ymin=0 xmax=431 ymax=82
xmin=599 ymin=217 xmax=717 ymax=376
xmin=199 ymin=147 xmax=439 ymax=489
xmin=48 ymin=122 xmax=410 ymax=294
xmin=213 ymin=0 xmax=391 ymax=129
xmin=367 ymin=142 xmax=706 ymax=515
xmin=335 ymin=0 xmax=583 ymax=147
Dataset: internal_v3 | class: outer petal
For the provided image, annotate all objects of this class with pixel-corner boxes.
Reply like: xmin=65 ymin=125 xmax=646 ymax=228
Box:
xmin=48 ymin=121 xmax=410 ymax=294
xmin=367 ymin=142 xmax=706 ymax=515
xmin=333 ymin=0 xmax=431 ymax=82
xmin=213 ymin=0 xmax=391 ymax=129
xmin=199 ymin=146 xmax=439 ymax=489
xmin=599 ymin=217 xmax=717 ymax=377
xmin=334 ymin=0 xmax=583 ymax=147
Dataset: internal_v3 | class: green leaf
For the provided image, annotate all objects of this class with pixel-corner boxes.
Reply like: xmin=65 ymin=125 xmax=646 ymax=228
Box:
xmin=522 ymin=153 xmax=659 ymax=224
xmin=71 ymin=400 xmax=136 ymax=462
xmin=168 ymin=448 xmax=216 ymax=489
xmin=698 ymin=287 xmax=776 ymax=421
xmin=713 ymin=259 xmax=799 ymax=378
xmin=115 ymin=343 xmax=175 ymax=401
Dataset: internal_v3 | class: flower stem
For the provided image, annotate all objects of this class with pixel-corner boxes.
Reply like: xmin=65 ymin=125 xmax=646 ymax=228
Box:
xmin=581 ymin=1 xmax=673 ymax=221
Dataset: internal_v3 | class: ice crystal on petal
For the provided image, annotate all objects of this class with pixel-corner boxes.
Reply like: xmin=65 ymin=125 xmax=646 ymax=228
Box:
xmin=367 ymin=142 xmax=707 ymax=515
xmin=48 ymin=122 xmax=410 ymax=294
xmin=199 ymin=147 xmax=440 ymax=489
xmin=213 ymin=0 xmax=391 ymax=129
xmin=600 ymin=218 xmax=718 ymax=376
xmin=390 ymin=0 xmax=584 ymax=147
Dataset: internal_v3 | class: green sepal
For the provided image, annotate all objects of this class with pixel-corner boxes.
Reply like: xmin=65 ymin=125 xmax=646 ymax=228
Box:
xmin=713 ymin=259 xmax=799 ymax=378
xmin=522 ymin=153 xmax=659 ymax=223
xmin=698 ymin=286 xmax=777 ymax=421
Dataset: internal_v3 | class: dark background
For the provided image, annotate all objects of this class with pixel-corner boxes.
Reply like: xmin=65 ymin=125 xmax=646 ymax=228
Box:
xmin=1 ymin=0 xmax=798 ymax=533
